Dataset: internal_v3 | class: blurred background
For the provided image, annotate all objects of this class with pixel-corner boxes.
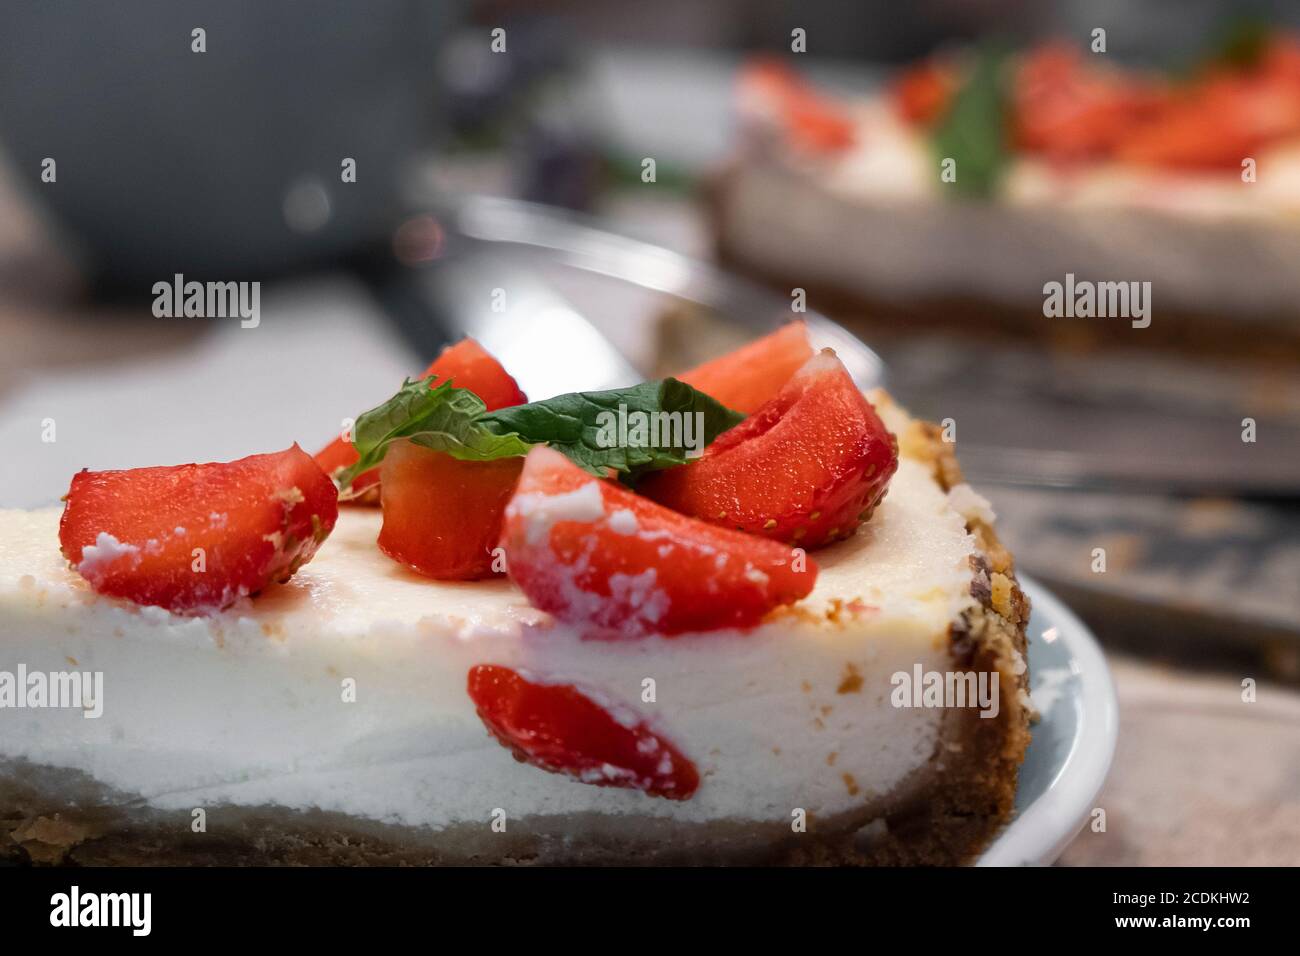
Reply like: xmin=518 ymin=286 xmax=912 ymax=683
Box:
xmin=0 ymin=0 xmax=1298 ymax=864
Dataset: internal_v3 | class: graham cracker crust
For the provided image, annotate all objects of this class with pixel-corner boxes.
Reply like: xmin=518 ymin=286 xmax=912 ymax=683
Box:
xmin=2 ymin=417 xmax=1030 ymax=867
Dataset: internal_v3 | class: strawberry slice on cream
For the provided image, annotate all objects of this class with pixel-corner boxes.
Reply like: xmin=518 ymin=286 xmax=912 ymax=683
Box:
xmin=643 ymin=350 xmax=898 ymax=549
xmin=378 ymin=441 xmax=523 ymax=581
xmin=500 ymin=446 xmax=818 ymax=638
xmin=58 ymin=445 xmax=337 ymax=614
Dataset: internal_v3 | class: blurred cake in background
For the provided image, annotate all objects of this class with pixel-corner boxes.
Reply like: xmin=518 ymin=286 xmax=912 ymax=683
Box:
xmin=712 ymin=31 xmax=1300 ymax=357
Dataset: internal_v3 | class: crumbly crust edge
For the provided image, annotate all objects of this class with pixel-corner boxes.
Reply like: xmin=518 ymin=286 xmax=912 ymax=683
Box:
xmin=814 ymin=409 xmax=1033 ymax=865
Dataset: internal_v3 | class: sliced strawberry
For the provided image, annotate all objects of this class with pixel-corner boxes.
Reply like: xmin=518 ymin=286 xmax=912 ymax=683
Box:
xmin=314 ymin=338 xmax=527 ymax=502
xmin=738 ymin=58 xmax=856 ymax=152
xmin=891 ymin=58 xmax=957 ymax=126
xmin=1012 ymin=43 xmax=1167 ymax=164
xmin=642 ymin=350 xmax=897 ymax=550
xmin=1149 ymin=37 xmax=1300 ymax=169
xmin=59 ymin=445 xmax=338 ymax=613
xmin=676 ymin=321 xmax=813 ymax=414
xmin=378 ymin=440 xmax=522 ymax=580
xmin=467 ymin=664 xmax=699 ymax=800
xmin=500 ymin=446 xmax=816 ymax=637
xmin=1115 ymin=70 xmax=1300 ymax=170
xmin=420 ymin=337 xmax=529 ymax=411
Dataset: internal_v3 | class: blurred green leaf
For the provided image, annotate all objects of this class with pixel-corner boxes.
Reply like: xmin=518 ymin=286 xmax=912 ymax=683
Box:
xmin=930 ymin=46 xmax=1010 ymax=200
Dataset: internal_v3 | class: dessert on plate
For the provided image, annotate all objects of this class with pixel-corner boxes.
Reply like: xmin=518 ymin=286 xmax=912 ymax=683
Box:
xmin=0 ymin=324 xmax=1029 ymax=865
xmin=715 ymin=32 xmax=1300 ymax=343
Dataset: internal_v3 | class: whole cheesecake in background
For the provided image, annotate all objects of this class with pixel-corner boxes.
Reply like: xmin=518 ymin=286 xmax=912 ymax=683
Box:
xmin=0 ymin=327 xmax=1030 ymax=865
xmin=715 ymin=43 xmax=1300 ymax=355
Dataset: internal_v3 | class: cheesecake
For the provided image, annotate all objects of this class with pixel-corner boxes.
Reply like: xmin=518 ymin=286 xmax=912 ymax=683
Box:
xmin=716 ymin=42 xmax=1300 ymax=348
xmin=0 ymin=332 xmax=1030 ymax=866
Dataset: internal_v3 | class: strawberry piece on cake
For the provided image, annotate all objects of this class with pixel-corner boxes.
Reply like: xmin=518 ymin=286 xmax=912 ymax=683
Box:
xmin=467 ymin=664 xmax=699 ymax=800
xmin=59 ymin=445 xmax=338 ymax=613
xmin=642 ymin=350 xmax=898 ymax=549
xmin=500 ymin=446 xmax=817 ymax=637
xmin=378 ymin=440 xmax=523 ymax=580
xmin=739 ymin=59 xmax=857 ymax=153
xmin=676 ymin=321 xmax=813 ymax=414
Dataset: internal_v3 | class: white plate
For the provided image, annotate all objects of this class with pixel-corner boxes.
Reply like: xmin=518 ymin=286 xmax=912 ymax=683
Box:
xmin=977 ymin=574 xmax=1119 ymax=866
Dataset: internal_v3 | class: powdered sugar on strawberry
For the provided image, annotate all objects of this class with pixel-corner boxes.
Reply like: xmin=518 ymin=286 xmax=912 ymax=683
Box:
xmin=500 ymin=446 xmax=817 ymax=637
xmin=507 ymin=480 xmax=606 ymax=547
xmin=76 ymin=532 xmax=142 ymax=578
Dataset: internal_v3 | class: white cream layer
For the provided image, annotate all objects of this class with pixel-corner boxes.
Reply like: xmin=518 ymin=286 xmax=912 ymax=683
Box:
xmin=0 ymin=456 xmax=977 ymax=830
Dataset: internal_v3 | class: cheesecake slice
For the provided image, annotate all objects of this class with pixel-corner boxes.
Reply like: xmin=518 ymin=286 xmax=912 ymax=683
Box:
xmin=0 ymin=390 xmax=1029 ymax=866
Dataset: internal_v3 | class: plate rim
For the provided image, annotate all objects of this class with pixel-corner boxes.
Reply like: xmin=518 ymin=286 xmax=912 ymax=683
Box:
xmin=976 ymin=574 xmax=1119 ymax=866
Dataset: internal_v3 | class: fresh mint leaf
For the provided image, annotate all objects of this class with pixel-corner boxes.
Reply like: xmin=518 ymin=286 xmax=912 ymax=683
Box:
xmin=931 ymin=45 xmax=1010 ymax=199
xmin=336 ymin=376 xmax=743 ymax=490
xmin=480 ymin=378 xmax=745 ymax=480
xmin=336 ymin=378 xmax=534 ymax=489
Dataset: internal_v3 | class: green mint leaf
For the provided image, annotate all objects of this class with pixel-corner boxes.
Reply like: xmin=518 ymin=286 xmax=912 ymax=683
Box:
xmin=931 ymin=45 xmax=1010 ymax=199
xmin=336 ymin=375 xmax=743 ymax=490
xmin=480 ymin=378 xmax=745 ymax=481
xmin=337 ymin=378 xmax=533 ymax=489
